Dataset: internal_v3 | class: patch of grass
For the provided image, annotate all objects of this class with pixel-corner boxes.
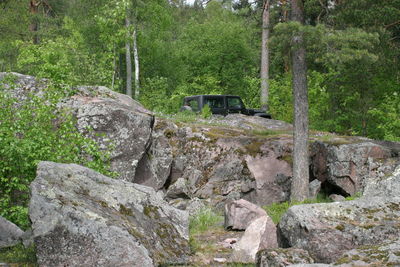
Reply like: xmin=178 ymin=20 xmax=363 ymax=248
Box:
xmin=226 ymin=263 xmax=256 ymax=267
xmin=189 ymin=207 xmax=222 ymax=235
xmin=0 ymin=243 xmax=37 ymax=266
xmin=345 ymin=192 xmax=362 ymax=201
xmin=263 ymin=193 xmax=332 ymax=224
xmin=171 ymin=111 xmax=198 ymax=123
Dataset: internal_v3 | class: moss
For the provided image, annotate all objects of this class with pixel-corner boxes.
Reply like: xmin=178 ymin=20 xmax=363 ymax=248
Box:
xmin=163 ymin=129 xmax=176 ymax=138
xmin=351 ymin=254 xmax=361 ymax=261
xmin=243 ymin=140 xmax=264 ymax=157
xmin=143 ymin=205 xmax=160 ymax=219
xmin=280 ymin=155 xmax=293 ymax=165
xmin=0 ymin=243 xmax=37 ymax=266
xmin=127 ymin=226 xmax=144 ymax=240
xmin=335 ymin=255 xmax=352 ymax=264
xmin=99 ymin=201 xmax=108 ymax=208
xmin=119 ymin=204 xmax=134 ymax=216
xmin=335 ymin=224 xmax=345 ymax=231
xmin=387 ymin=202 xmax=400 ymax=211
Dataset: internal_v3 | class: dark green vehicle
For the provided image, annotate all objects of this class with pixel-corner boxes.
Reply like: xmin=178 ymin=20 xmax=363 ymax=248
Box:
xmin=180 ymin=95 xmax=272 ymax=119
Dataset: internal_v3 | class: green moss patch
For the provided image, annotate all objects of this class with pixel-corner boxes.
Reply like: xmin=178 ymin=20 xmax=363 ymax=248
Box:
xmin=0 ymin=244 xmax=37 ymax=266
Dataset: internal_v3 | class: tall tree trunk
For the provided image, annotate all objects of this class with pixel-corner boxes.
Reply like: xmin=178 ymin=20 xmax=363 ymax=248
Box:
xmin=29 ymin=0 xmax=40 ymax=44
xmin=133 ymin=25 xmax=140 ymax=99
xmin=111 ymin=45 xmax=117 ymax=91
xmin=260 ymin=0 xmax=270 ymax=111
xmin=290 ymin=0 xmax=309 ymax=202
xmin=125 ymin=17 xmax=133 ymax=98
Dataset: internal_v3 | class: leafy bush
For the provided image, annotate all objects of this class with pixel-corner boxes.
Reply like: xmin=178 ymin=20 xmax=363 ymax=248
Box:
xmin=0 ymin=76 xmax=113 ymax=229
xmin=201 ymin=104 xmax=212 ymax=119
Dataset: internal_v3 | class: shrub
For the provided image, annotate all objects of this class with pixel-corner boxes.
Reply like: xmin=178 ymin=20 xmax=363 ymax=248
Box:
xmin=0 ymin=76 xmax=113 ymax=229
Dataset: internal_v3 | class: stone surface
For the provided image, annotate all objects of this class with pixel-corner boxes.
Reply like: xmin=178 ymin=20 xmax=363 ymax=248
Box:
xmin=66 ymin=86 xmax=154 ymax=183
xmin=29 ymin=161 xmax=189 ymax=267
xmin=164 ymin=123 xmax=294 ymax=207
xmin=278 ymin=195 xmax=400 ymax=263
xmin=224 ymin=199 xmax=267 ymax=230
xmin=231 ymin=216 xmax=278 ymax=263
xmin=363 ymin=165 xmax=400 ymax=197
xmin=329 ymin=194 xmax=345 ymax=202
xmin=308 ymin=180 xmax=321 ymax=199
xmin=256 ymin=248 xmax=315 ymax=267
xmin=310 ymin=141 xmax=400 ymax=196
xmin=0 ymin=216 xmax=24 ymax=249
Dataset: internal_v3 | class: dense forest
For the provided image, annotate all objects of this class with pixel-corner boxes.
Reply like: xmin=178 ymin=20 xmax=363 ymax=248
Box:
xmin=1 ymin=0 xmax=399 ymax=141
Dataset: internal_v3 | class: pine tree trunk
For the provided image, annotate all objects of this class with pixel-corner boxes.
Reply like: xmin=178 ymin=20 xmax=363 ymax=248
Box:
xmin=290 ymin=0 xmax=309 ymax=202
xmin=260 ymin=0 xmax=270 ymax=111
xmin=133 ymin=25 xmax=140 ymax=99
xmin=125 ymin=17 xmax=133 ymax=98
xmin=29 ymin=0 xmax=40 ymax=44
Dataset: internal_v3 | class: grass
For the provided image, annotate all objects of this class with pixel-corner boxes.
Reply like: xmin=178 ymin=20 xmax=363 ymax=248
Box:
xmin=189 ymin=207 xmax=222 ymax=235
xmin=345 ymin=192 xmax=362 ymax=201
xmin=0 ymin=243 xmax=37 ymax=266
xmin=263 ymin=193 xmax=332 ymax=224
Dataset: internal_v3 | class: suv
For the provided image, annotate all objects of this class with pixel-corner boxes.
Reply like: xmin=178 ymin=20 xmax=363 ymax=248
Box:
xmin=180 ymin=95 xmax=272 ymax=119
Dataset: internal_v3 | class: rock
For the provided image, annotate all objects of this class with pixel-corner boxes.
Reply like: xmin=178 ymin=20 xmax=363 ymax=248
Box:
xmin=308 ymin=180 xmax=321 ymax=199
xmin=224 ymin=199 xmax=267 ymax=230
xmin=311 ymin=141 xmax=399 ymax=196
xmin=278 ymin=196 xmax=400 ymax=263
xmin=231 ymin=216 xmax=278 ymax=263
xmin=218 ymin=238 xmax=238 ymax=249
xmin=166 ymin=178 xmax=190 ymax=199
xmin=332 ymin=238 xmax=400 ymax=266
xmin=329 ymin=194 xmax=345 ymax=202
xmin=66 ymin=86 xmax=154 ymax=183
xmin=363 ymin=165 xmax=400 ymax=197
xmin=133 ymin=118 xmax=174 ymax=190
xmin=29 ymin=161 xmax=189 ymax=267
xmin=256 ymin=248 xmax=315 ymax=267
xmin=0 ymin=216 xmax=24 ymax=248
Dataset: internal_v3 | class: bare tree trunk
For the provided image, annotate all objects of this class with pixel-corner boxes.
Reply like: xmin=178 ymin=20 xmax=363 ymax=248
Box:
xmin=29 ymin=0 xmax=40 ymax=44
xmin=111 ymin=45 xmax=117 ymax=90
xmin=125 ymin=17 xmax=133 ymax=98
xmin=260 ymin=0 xmax=270 ymax=111
xmin=290 ymin=0 xmax=309 ymax=202
xmin=133 ymin=25 xmax=140 ymax=99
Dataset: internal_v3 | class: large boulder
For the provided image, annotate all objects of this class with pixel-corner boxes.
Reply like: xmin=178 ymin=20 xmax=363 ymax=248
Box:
xmin=29 ymin=161 xmax=189 ymax=267
xmin=278 ymin=195 xmax=400 ymax=263
xmin=66 ymin=86 xmax=154 ymax=183
xmin=231 ymin=216 xmax=278 ymax=263
xmin=224 ymin=199 xmax=267 ymax=230
xmin=0 ymin=216 xmax=24 ymax=249
xmin=311 ymin=140 xmax=400 ymax=196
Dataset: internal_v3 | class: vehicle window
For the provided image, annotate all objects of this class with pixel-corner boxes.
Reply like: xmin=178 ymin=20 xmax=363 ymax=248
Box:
xmin=205 ymin=97 xmax=224 ymax=109
xmin=227 ymin=97 xmax=243 ymax=109
xmin=187 ymin=99 xmax=199 ymax=112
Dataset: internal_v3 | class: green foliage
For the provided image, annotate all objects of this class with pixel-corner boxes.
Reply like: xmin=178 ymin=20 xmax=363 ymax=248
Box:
xmin=0 ymin=244 xmax=37 ymax=266
xmin=345 ymin=192 xmax=362 ymax=201
xmin=189 ymin=207 xmax=222 ymax=235
xmin=0 ymin=77 xmax=113 ymax=229
xmin=201 ymin=104 xmax=212 ymax=119
xmin=264 ymin=193 xmax=332 ymax=224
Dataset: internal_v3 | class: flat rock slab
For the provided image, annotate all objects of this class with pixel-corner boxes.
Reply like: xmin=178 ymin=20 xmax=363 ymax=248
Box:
xmin=278 ymin=196 xmax=400 ymax=263
xmin=29 ymin=161 xmax=189 ymax=267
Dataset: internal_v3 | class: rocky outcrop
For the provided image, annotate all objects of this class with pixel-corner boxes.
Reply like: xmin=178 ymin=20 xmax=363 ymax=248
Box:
xmin=256 ymin=248 xmax=315 ymax=267
xmin=231 ymin=215 xmax=278 ymax=263
xmin=278 ymin=195 xmax=400 ymax=263
xmin=66 ymin=86 xmax=154 ymax=183
xmin=29 ymin=161 xmax=189 ymax=267
xmin=0 ymin=216 xmax=24 ymax=249
xmin=224 ymin=199 xmax=267 ymax=230
xmin=311 ymin=140 xmax=400 ymax=196
xmin=161 ymin=123 xmax=293 ymax=208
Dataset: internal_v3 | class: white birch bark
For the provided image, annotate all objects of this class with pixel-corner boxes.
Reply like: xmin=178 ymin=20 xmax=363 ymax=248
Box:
xmin=125 ymin=17 xmax=133 ymax=98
